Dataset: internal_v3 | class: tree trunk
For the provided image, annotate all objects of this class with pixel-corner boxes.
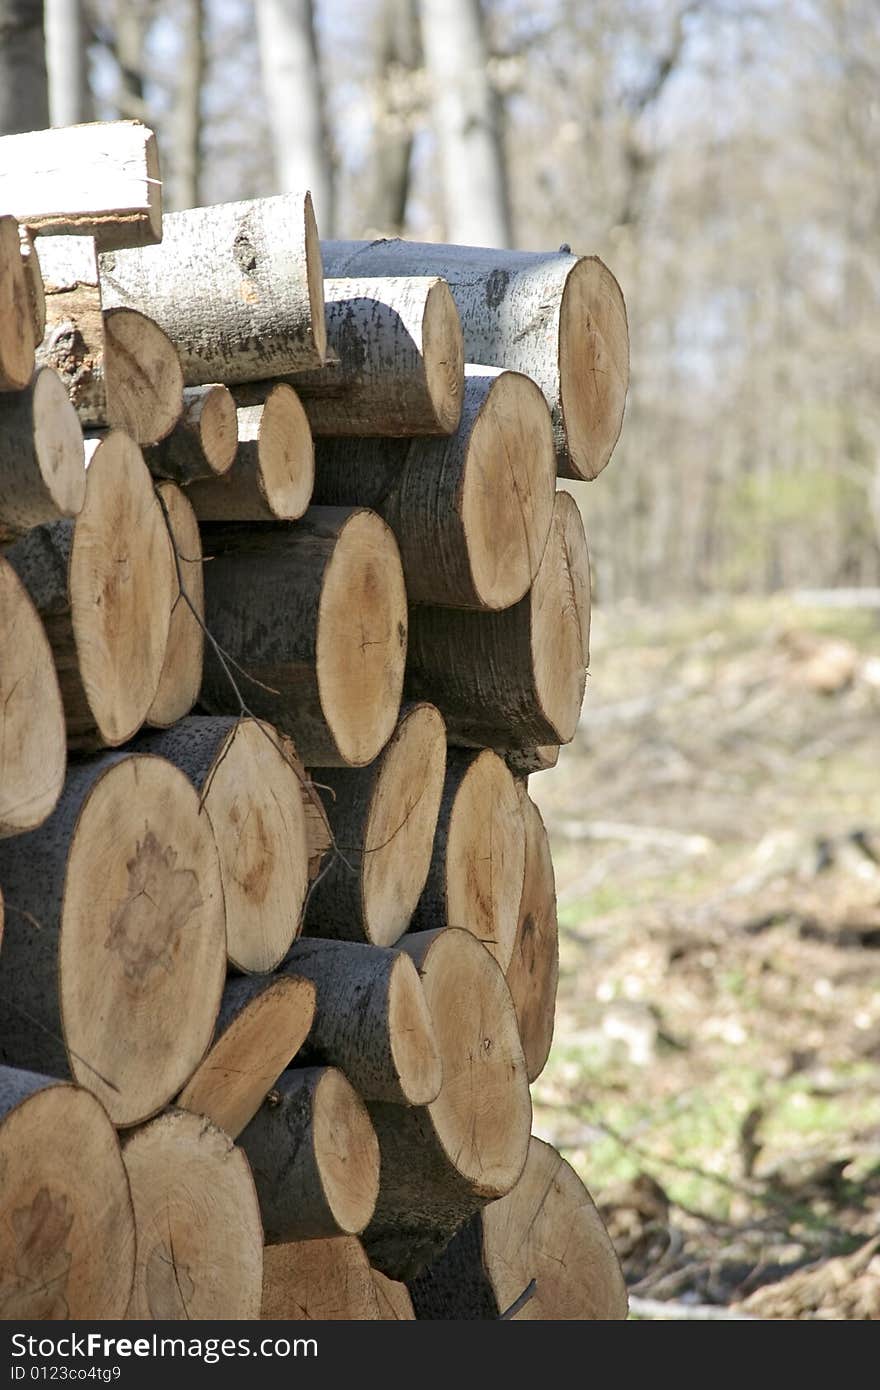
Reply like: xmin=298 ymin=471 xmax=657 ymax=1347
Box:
xmin=113 ymin=0 xmax=145 ymax=121
xmin=409 ymin=749 xmax=525 ymax=970
xmin=177 ymin=972 xmax=316 ymax=1139
xmin=134 ymin=716 xmax=310 ymax=972
xmin=255 ymin=0 xmax=334 ymax=234
xmin=363 ymin=0 xmax=420 ymax=236
xmin=5 ymin=430 xmax=175 ymax=749
xmin=0 ymin=1069 xmax=135 ymax=1319
xmin=45 ymin=0 xmax=92 ymax=126
xmin=280 ymin=938 xmax=442 ymax=1106
xmin=408 ymin=1137 xmax=628 ymax=1320
xmin=199 ymin=508 xmax=407 ymax=767
xmin=146 ymin=482 xmax=204 ymax=728
xmin=0 ymin=119 xmax=161 ymax=248
xmin=122 ymin=1108 xmax=263 ymax=1320
xmin=142 ymin=383 xmax=238 ymax=483
xmin=262 ymin=1238 xmax=381 ymax=1320
xmin=304 ymin=702 xmax=447 ymax=947
xmin=506 ymin=791 xmax=558 ymax=1083
xmin=33 ymin=235 xmax=107 ymax=422
xmin=0 ymin=215 xmax=36 ymax=391
xmin=363 ymin=928 xmax=531 ymax=1281
xmin=168 ymin=0 xmax=204 ymax=211
xmin=0 ymin=556 xmax=66 ymax=836
xmin=102 ymin=306 xmax=184 ymax=445
xmin=419 ymin=0 xmax=510 ymax=248
xmin=0 ymin=0 xmax=49 ymax=135
xmin=0 ymin=753 xmax=226 ymax=1127
xmin=239 ymin=1066 xmax=380 ymax=1243
xmin=269 ymin=275 xmax=464 ymax=436
xmin=322 ymin=239 xmax=629 ymax=481
xmin=405 ymin=490 xmax=589 ymax=749
xmin=99 ymin=193 xmax=326 ymax=384
xmin=373 ymin=1268 xmax=414 ymax=1319
xmin=0 ymin=367 xmax=85 ymax=545
xmin=312 ymin=368 xmax=556 ymax=611
xmin=185 ymin=387 xmax=313 ymax=521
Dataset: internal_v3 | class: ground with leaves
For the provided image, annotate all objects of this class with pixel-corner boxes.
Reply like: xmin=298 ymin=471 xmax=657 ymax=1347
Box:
xmin=530 ymin=596 xmax=880 ymax=1320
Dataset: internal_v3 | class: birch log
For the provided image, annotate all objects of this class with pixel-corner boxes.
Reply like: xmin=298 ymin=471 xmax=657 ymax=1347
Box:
xmin=364 ymin=928 xmax=531 ymax=1281
xmin=186 ymin=386 xmax=313 ymax=521
xmin=0 ymin=1069 xmax=136 ymax=1319
xmin=200 ymin=508 xmax=408 ymax=767
xmin=0 ymin=215 xmax=35 ymax=390
xmin=146 ymin=482 xmax=204 ymax=728
xmin=409 ymin=749 xmax=525 ymax=971
xmin=5 ymin=430 xmax=174 ymax=749
xmin=408 ymin=1138 xmax=628 ymax=1320
xmin=304 ymin=702 xmax=447 ymax=946
xmin=321 ymin=239 xmax=629 ymax=481
xmin=506 ymin=792 xmax=558 ymax=1082
xmin=123 ymin=1109 xmax=263 ymax=1320
xmin=0 ymin=754 xmax=226 ymax=1127
xmin=99 ymin=193 xmax=327 ymax=384
xmin=0 ymin=120 xmax=162 ymax=250
xmin=178 ymin=973 xmax=316 ymax=1138
xmin=281 ymin=939 xmax=442 ymax=1106
xmin=406 ymin=489 xmax=590 ymax=748
xmin=312 ymin=368 xmax=556 ymax=610
xmin=0 ymin=367 xmax=85 ymax=546
xmin=262 ymin=1239 xmax=381 ymax=1320
xmin=142 ymin=383 xmax=238 ymax=483
xmin=0 ymin=556 xmax=66 ymax=836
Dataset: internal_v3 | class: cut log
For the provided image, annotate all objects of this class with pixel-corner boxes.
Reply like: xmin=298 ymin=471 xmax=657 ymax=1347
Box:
xmin=240 ymin=1067 xmax=380 ymax=1243
xmin=0 ymin=556 xmax=66 ymax=836
xmin=248 ymin=275 xmax=464 ymax=436
xmin=262 ymin=1238 xmax=381 ymax=1320
xmin=134 ymin=717 xmax=310 ymax=972
xmin=103 ymin=306 xmax=184 ymax=446
xmin=363 ymin=928 xmax=531 ymax=1281
xmin=0 ymin=120 xmax=162 ymax=250
xmin=0 ymin=367 xmax=85 ymax=545
xmin=186 ymin=386 xmax=313 ymax=522
xmin=146 ymin=482 xmax=204 ymax=728
xmin=99 ymin=192 xmax=327 ymax=384
xmin=406 ymin=489 xmax=589 ymax=748
xmin=178 ymin=973 xmax=316 ymax=1139
xmin=19 ymin=226 xmax=46 ymax=344
xmin=321 ymin=239 xmax=629 ymax=480
xmin=281 ymin=939 xmax=442 ymax=1106
xmin=505 ymin=744 xmax=560 ymax=778
xmin=410 ymin=749 xmax=525 ymax=971
xmin=312 ymin=368 xmax=556 ymax=611
xmin=33 ymin=234 xmax=107 ymax=423
xmin=200 ymin=508 xmax=408 ymax=767
xmin=5 ymin=430 xmax=175 ymax=749
xmin=0 ymin=215 xmax=34 ymax=391
xmin=408 ymin=1137 xmax=628 ymax=1319
xmin=373 ymin=1269 xmax=415 ymax=1319
xmin=304 ymin=702 xmax=447 ymax=946
xmin=142 ymin=383 xmax=238 ymax=483
xmin=122 ymin=1109 xmax=263 ymax=1320
xmin=507 ymin=792 xmax=558 ymax=1082
xmin=0 ymin=753 xmax=226 ymax=1127
xmin=556 ymin=487 xmax=591 ymax=663
xmin=0 ymin=1069 xmax=135 ymax=1319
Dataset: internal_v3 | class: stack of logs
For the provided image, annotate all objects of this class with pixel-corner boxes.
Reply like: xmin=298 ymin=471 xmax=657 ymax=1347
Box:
xmin=0 ymin=119 xmax=629 ymax=1321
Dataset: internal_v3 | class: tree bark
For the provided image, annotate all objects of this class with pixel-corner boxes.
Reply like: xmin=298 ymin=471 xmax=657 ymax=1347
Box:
xmin=0 ymin=367 xmax=85 ymax=546
xmin=239 ymin=1066 xmax=380 ymax=1243
xmin=199 ymin=508 xmax=407 ymax=767
xmin=262 ymin=1238 xmax=381 ymax=1320
xmin=312 ymin=368 xmax=556 ymax=611
xmin=5 ymin=429 xmax=175 ymax=749
xmin=142 ymin=384 xmax=238 ymax=483
xmin=168 ymin=0 xmax=204 ymax=211
xmin=185 ymin=386 xmax=313 ymax=521
xmin=134 ymin=716 xmax=310 ymax=972
xmin=0 ymin=1069 xmax=135 ymax=1319
xmin=45 ymin=0 xmax=92 ymax=126
xmin=0 ymin=753 xmax=226 ymax=1127
xmin=102 ymin=306 xmax=184 ymax=446
xmin=405 ymin=490 xmax=590 ymax=749
xmin=0 ymin=119 xmax=161 ymax=248
xmin=408 ymin=1137 xmax=628 ymax=1320
xmin=178 ymin=972 xmax=316 ymax=1139
xmin=122 ymin=1108 xmax=263 ymax=1320
xmin=0 ymin=0 xmax=49 ymax=135
xmin=0 ymin=556 xmax=66 ymax=837
xmin=506 ymin=791 xmax=558 ymax=1083
xmin=304 ymin=702 xmax=447 ymax=947
xmin=146 ymin=482 xmax=204 ymax=728
xmin=363 ymin=928 xmax=531 ymax=1281
xmin=99 ymin=193 xmax=327 ymax=384
xmin=280 ymin=938 xmax=442 ymax=1106
xmin=409 ymin=749 xmax=525 ymax=971
xmin=322 ymin=239 xmax=629 ymax=481
xmin=0 ymin=215 xmax=36 ymax=391
xmin=505 ymin=744 xmax=560 ymax=778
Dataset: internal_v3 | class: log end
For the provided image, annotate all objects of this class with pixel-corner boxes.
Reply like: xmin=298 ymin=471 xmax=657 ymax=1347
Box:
xmin=373 ymin=1267 xmax=415 ymax=1319
xmin=506 ymin=795 xmax=558 ymax=1083
xmin=146 ymin=482 xmax=204 ymax=728
xmin=559 ymin=255 xmax=629 ymax=480
xmin=262 ymin=1238 xmax=380 ymax=1319
xmin=304 ymin=192 xmax=328 ymax=365
xmin=0 ymin=216 xmax=35 ymax=391
xmin=388 ymin=952 xmax=443 ymax=1107
xmin=31 ymin=366 xmax=88 ymax=521
xmin=257 ymin=383 xmax=314 ymax=520
xmin=313 ymin=1068 xmax=381 ymax=1236
xmin=198 ymin=382 xmax=239 ymax=475
xmin=104 ymin=307 xmax=184 ymax=446
xmin=422 ymin=278 xmax=465 ymax=435
xmin=530 ymin=491 xmax=590 ymax=744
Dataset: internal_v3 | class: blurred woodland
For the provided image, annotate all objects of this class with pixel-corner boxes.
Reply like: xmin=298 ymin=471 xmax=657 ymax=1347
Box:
xmin=2 ymin=0 xmax=878 ymax=603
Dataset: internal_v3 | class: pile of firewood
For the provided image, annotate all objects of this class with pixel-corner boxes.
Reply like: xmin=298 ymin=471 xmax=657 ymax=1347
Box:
xmin=0 ymin=119 xmax=630 ymax=1321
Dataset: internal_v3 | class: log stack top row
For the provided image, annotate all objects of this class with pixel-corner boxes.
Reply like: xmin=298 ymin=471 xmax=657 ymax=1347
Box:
xmin=0 ymin=119 xmax=630 ymax=1321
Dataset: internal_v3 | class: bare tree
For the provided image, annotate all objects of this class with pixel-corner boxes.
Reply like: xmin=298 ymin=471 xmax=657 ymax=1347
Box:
xmin=168 ymin=0 xmax=205 ymax=209
xmin=0 ymin=0 xmax=50 ymax=134
xmin=45 ymin=0 xmax=92 ymax=125
xmin=114 ymin=0 xmax=146 ymax=120
xmin=363 ymin=0 xmax=421 ymax=235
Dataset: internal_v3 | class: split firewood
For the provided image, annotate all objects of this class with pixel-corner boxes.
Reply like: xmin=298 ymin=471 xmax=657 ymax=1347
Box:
xmin=186 ymin=386 xmax=313 ymax=522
